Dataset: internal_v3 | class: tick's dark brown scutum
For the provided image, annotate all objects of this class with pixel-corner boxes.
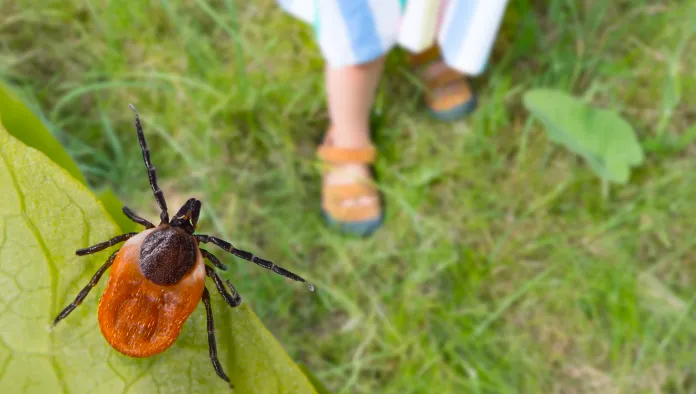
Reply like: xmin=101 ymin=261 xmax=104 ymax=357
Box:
xmin=139 ymin=226 xmax=197 ymax=286
xmin=51 ymin=104 xmax=314 ymax=390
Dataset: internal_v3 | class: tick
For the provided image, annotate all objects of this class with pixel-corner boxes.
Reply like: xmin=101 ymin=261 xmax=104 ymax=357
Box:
xmin=52 ymin=104 xmax=314 ymax=388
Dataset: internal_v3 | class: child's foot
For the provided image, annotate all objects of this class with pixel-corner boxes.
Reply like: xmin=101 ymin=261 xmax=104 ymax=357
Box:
xmin=318 ymin=131 xmax=383 ymax=237
xmin=409 ymin=46 xmax=477 ymax=121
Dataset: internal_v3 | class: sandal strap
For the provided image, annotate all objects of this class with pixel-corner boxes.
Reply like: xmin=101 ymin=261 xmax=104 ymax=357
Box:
xmin=317 ymin=145 xmax=377 ymax=164
xmin=408 ymin=47 xmax=467 ymax=91
xmin=323 ymin=183 xmax=381 ymax=222
xmin=324 ymin=183 xmax=375 ymax=199
xmin=425 ymin=67 xmax=466 ymax=90
xmin=407 ymin=46 xmax=441 ymax=68
xmin=427 ymin=81 xmax=474 ymax=112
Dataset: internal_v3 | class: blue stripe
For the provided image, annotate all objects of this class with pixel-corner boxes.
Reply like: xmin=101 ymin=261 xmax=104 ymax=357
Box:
xmin=336 ymin=0 xmax=386 ymax=64
xmin=442 ymin=0 xmax=476 ymax=63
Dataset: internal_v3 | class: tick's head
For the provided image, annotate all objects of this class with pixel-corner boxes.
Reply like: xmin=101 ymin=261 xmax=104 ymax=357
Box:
xmin=169 ymin=198 xmax=202 ymax=234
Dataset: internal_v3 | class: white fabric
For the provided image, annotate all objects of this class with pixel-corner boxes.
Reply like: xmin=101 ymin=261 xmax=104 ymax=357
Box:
xmin=278 ymin=0 xmax=509 ymax=76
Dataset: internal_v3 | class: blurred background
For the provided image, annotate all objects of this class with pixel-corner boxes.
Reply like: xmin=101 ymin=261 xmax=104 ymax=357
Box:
xmin=2 ymin=1 xmax=696 ymax=393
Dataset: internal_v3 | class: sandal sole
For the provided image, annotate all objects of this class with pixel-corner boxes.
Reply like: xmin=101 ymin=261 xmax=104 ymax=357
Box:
xmin=322 ymin=209 xmax=384 ymax=237
xmin=428 ymin=94 xmax=478 ymax=122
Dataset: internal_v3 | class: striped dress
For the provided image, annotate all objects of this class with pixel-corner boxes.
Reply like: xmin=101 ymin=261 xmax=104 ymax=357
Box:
xmin=277 ymin=0 xmax=509 ymax=76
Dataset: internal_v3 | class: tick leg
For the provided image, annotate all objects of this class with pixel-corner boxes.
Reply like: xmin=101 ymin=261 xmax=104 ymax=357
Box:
xmin=202 ymin=287 xmax=233 ymax=388
xmin=200 ymin=248 xmax=227 ymax=270
xmin=76 ymin=232 xmax=138 ymax=256
xmin=205 ymin=265 xmax=242 ymax=308
xmin=196 ymin=235 xmax=314 ymax=291
xmin=129 ymin=104 xmax=169 ymax=225
xmin=53 ymin=251 xmax=118 ymax=326
xmin=202 ymin=249 xmax=241 ymax=307
xmin=122 ymin=206 xmax=155 ymax=229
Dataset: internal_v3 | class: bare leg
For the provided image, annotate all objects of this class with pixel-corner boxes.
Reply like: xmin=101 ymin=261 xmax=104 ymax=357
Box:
xmin=324 ymin=57 xmax=385 ymax=209
xmin=326 ymin=56 xmax=385 ymax=148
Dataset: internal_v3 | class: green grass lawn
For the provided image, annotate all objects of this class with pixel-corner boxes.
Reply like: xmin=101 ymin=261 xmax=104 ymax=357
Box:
xmin=3 ymin=0 xmax=696 ymax=392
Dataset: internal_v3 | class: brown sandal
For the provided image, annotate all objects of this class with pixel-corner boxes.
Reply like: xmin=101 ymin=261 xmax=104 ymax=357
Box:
xmin=408 ymin=46 xmax=477 ymax=121
xmin=317 ymin=134 xmax=384 ymax=236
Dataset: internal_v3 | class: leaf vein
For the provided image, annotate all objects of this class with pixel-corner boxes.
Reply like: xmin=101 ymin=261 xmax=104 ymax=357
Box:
xmin=0 ymin=337 xmax=13 ymax=384
xmin=0 ymin=148 xmax=69 ymax=394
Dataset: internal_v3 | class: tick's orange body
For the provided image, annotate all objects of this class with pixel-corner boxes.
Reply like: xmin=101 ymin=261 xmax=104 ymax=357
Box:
xmin=52 ymin=105 xmax=312 ymax=387
xmin=97 ymin=229 xmax=205 ymax=357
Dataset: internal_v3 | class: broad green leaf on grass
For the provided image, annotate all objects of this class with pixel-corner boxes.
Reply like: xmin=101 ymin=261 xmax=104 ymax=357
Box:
xmin=0 ymin=80 xmax=86 ymax=184
xmin=0 ymin=81 xmax=134 ymax=234
xmin=96 ymin=187 xmax=139 ymax=233
xmin=225 ymin=306 xmax=319 ymax=394
xmin=523 ymin=89 xmax=644 ymax=184
xmin=0 ymin=125 xmax=318 ymax=394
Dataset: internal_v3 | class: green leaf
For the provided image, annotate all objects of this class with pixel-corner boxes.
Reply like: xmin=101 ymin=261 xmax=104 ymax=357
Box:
xmin=298 ymin=364 xmax=333 ymax=394
xmin=0 ymin=80 xmax=140 ymax=234
xmin=0 ymin=124 xmax=318 ymax=393
xmin=0 ymin=80 xmax=86 ymax=185
xmin=225 ymin=305 xmax=319 ymax=394
xmin=523 ymin=89 xmax=644 ymax=184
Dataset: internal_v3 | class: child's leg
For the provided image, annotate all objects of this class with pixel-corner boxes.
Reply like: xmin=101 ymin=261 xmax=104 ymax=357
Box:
xmin=326 ymin=56 xmax=385 ymax=149
xmin=319 ymin=56 xmax=386 ymax=235
xmin=324 ymin=55 xmax=384 ymax=207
